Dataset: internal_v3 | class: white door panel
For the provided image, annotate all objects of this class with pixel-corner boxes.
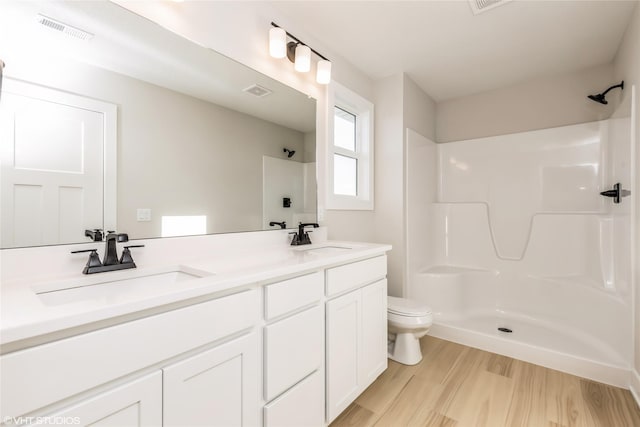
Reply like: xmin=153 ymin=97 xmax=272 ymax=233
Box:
xmin=0 ymin=79 xmax=115 ymax=247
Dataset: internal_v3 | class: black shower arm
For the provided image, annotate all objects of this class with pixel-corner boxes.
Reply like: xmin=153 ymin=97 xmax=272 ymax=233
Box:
xmin=601 ymin=81 xmax=624 ymax=96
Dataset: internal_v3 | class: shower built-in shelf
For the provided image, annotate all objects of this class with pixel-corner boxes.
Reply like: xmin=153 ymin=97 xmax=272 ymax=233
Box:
xmin=533 ymin=275 xmax=621 ymax=295
xmin=418 ymin=265 xmax=497 ymax=276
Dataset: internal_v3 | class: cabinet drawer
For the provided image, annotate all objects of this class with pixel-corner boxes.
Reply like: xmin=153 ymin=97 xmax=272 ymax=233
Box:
xmin=264 ymin=305 xmax=322 ymax=401
xmin=265 ymin=271 xmax=323 ymax=320
xmin=326 ymin=256 xmax=387 ymax=297
xmin=1 ymin=290 xmax=258 ymax=419
xmin=264 ymin=371 xmax=323 ymax=427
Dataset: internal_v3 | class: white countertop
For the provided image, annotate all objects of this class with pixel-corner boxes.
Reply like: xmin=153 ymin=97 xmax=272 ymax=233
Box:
xmin=1 ymin=240 xmax=390 ymax=348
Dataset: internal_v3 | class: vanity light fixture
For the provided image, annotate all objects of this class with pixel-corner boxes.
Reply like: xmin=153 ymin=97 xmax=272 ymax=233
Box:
xmin=269 ymin=27 xmax=287 ymax=58
xmin=294 ymin=44 xmax=311 ymax=72
xmin=269 ymin=22 xmax=332 ymax=85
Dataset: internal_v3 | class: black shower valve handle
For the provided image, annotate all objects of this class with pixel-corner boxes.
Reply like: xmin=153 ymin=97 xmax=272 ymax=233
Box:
xmin=599 ymin=183 xmax=630 ymax=204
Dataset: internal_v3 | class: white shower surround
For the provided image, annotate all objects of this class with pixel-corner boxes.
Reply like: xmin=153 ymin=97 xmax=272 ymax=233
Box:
xmin=406 ymin=110 xmax=635 ymax=387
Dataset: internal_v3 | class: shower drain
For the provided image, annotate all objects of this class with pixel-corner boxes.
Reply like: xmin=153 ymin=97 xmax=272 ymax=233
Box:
xmin=498 ymin=327 xmax=513 ymax=333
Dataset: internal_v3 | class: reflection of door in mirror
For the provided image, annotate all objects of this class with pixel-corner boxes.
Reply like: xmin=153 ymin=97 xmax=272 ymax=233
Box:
xmin=0 ymin=79 xmax=116 ymax=248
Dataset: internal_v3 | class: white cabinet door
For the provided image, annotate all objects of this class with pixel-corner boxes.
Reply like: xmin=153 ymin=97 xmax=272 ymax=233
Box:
xmin=325 ymin=290 xmax=360 ymax=423
xmin=43 ymin=372 xmax=162 ymax=426
xmin=163 ymin=333 xmax=258 ymax=427
xmin=359 ymin=279 xmax=387 ymax=386
xmin=326 ymin=279 xmax=388 ymax=423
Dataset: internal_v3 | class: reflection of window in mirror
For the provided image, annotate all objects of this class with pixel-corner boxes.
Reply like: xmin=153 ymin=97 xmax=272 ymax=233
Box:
xmin=327 ymin=83 xmax=374 ymax=210
xmin=161 ymin=216 xmax=207 ymax=238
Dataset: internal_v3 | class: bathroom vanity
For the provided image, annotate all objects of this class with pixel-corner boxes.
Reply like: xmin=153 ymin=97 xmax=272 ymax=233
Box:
xmin=0 ymin=231 xmax=390 ymax=426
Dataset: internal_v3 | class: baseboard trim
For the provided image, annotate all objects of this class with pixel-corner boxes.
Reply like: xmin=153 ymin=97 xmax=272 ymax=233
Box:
xmin=631 ymin=369 xmax=640 ymax=409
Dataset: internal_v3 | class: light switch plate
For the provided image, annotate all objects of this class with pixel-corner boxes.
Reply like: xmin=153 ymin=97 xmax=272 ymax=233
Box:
xmin=137 ymin=208 xmax=151 ymax=222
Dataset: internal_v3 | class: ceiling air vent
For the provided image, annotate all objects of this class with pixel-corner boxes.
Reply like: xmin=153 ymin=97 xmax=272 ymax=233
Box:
xmin=36 ymin=15 xmax=94 ymax=41
xmin=469 ymin=0 xmax=513 ymax=15
xmin=243 ymin=84 xmax=272 ymax=98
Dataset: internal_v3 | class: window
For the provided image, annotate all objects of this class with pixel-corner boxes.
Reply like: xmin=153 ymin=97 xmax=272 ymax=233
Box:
xmin=327 ymin=83 xmax=374 ymax=210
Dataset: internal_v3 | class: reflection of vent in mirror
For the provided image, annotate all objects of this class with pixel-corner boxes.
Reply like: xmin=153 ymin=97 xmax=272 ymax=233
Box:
xmin=243 ymin=84 xmax=273 ymax=98
xmin=37 ymin=14 xmax=94 ymax=40
xmin=468 ymin=0 xmax=512 ymax=15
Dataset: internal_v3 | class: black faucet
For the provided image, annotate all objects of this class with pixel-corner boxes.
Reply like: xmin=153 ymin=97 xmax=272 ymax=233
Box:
xmin=103 ymin=231 xmax=129 ymax=265
xmin=72 ymin=231 xmax=144 ymax=274
xmin=290 ymin=223 xmax=319 ymax=246
xmin=84 ymin=229 xmax=103 ymax=242
xmin=269 ymin=221 xmax=287 ymax=229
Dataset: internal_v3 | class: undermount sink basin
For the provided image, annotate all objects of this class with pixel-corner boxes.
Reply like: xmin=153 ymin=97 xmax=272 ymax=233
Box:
xmin=35 ymin=267 xmax=212 ymax=307
xmin=297 ymin=245 xmax=353 ymax=255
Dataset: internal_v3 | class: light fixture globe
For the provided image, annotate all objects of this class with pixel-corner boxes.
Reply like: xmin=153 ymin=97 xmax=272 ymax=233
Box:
xmin=316 ymin=60 xmax=332 ymax=84
xmin=294 ymin=44 xmax=311 ymax=72
xmin=269 ymin=27 xmax=287 ymax=58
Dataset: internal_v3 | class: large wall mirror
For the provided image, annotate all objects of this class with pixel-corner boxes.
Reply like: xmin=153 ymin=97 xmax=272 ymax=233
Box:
xmin=0 ymin=1 xmax=317 ymax=249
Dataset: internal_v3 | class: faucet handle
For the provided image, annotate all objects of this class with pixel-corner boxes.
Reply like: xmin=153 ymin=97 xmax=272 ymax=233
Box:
xmin=71 ymin=249 xmax=102 ymax=269
xmin=120 ymin=245 xmax=143 ymax=265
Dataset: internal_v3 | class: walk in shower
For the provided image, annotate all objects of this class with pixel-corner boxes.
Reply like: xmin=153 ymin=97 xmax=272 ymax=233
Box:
xmin=406 ymin=87 xmax=635 ymax=386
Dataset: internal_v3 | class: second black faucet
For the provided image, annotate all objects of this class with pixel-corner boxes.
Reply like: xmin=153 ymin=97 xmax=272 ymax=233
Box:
xmin=290 ymin=223 xmax=319 ymax=246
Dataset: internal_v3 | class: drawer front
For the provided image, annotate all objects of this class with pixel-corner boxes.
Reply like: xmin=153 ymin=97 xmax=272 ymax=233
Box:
xmin=264 ymin=371 xmax=323 ymax=427
xmin=264 ymin=305 xmax=322 ymax=401
xmin=326 ymin=255 xmax=387 ymax=297
xmin=1 ymin=290 xmax=258 ymax=419
xmin=265 ymin=271 xmax=323 ymax=320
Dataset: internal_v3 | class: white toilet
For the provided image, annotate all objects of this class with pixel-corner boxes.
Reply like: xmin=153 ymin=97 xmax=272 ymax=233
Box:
xmin=387 ymin=296 xmax=433 ymax=365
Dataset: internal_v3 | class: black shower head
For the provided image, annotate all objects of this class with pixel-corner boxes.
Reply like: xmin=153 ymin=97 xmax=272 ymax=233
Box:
xmin=283 ymin=148 xmax=295 ymax=158
xmin=588 ymin=81 xmax=624 ymax=105
xmin=588 ymin=93 xmax=608 ymax=105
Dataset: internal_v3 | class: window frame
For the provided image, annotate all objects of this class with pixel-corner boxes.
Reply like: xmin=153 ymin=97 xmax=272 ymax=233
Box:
xmin=326 ymin=82 xmax=374 ymax=210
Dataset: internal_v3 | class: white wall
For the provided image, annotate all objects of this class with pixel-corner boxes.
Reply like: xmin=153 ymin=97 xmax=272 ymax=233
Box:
xmin=403 ymin=74 xmax=437 ymax=141
xmin=373 ymin=74 xmax=405 ymax=295
xmin=372 ymin=73 xmax=437 ymax=296
xmin=437 ymin=63 xmax=615 ymax=142
xmin=612 ymin=0 xmax=640 ymax=392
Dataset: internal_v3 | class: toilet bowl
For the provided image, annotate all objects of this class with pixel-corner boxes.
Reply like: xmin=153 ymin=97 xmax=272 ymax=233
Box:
xmin=387 ymin=296 xmax=432 ymax=365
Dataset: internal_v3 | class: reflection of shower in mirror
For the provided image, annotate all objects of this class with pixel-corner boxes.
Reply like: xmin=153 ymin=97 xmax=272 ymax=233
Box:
xmin=283 ymin=148 xmax=296 ymax=158
xmin=0 ymin=59 xmax=5 ymax=101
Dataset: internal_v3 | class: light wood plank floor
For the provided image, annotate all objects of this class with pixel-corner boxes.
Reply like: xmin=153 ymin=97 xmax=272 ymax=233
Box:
xmin=331 ymin=336 xmax=640 ymax=427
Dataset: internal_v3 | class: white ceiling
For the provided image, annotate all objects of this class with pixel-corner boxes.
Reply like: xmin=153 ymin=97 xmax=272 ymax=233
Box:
xmin=270 ymin=0 xmax=637 ymax=101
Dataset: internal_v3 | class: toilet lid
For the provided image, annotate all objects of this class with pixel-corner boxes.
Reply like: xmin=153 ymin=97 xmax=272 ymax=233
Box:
xmin=387 ymin=296 xmax=431 ymax=316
